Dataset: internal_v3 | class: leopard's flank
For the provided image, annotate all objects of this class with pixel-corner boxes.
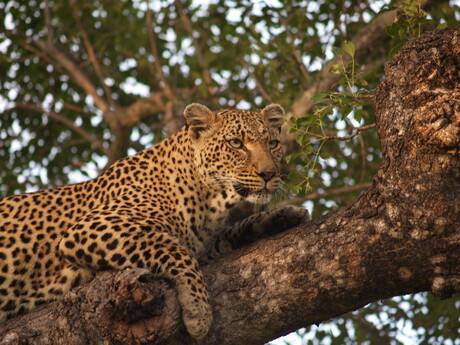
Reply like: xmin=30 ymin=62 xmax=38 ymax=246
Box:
xmin=0 ymin=104 xmax=308 ymax=339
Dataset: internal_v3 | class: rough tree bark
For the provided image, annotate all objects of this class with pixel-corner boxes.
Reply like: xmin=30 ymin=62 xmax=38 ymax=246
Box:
xmin=1 ymin=27 xmax=459 ymax=345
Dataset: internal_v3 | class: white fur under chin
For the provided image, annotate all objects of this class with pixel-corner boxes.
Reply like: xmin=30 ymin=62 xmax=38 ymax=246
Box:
xmin=246 ymin=192 xmax=272 ymax=205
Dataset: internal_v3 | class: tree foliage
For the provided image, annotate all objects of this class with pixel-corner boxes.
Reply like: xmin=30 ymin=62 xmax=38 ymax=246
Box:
xmin=0 ymin=1 xmax=459 ymax=344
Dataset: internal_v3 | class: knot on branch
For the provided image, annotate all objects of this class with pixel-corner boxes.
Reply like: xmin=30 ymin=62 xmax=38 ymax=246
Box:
xmin=415 ymin=98 xmax=460 ymax=154
xmin=98 ymin=269 xmax=181 ymax=345
xmin=108 ymin=269 xmax=170 ymax=323
xmin=375 ymin=27 xmax=460 ymax=158
xmin=61 ymin=269 xmax=182 ymax=345
xmin=385 ymin=27 xmax=460 ymax=97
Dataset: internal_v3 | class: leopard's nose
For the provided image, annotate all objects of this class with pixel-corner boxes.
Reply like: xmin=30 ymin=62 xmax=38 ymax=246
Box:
xmin=258 ymin=170 xmax=276 ymax=182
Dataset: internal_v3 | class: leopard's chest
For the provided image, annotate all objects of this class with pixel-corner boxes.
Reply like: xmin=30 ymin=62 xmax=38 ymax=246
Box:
xmin=180 ymin=191 xmax=241 ymax=257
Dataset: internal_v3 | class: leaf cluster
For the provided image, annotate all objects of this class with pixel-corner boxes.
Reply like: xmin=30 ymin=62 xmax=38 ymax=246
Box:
xmin=285 ymin=0 xmax=460 ymax=216
xmin=287 ymin=40 xmax=376 ymax=197
xmin=384 ymin=0 xmax=458 ymax=58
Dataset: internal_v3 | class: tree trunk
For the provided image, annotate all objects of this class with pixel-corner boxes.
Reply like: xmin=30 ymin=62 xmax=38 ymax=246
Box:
xmin=1 ymin=27 xmax=459 ymax=345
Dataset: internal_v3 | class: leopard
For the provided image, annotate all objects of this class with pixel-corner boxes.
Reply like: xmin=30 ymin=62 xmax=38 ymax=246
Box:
xmin=0 ymin=103 xmax=309 ymax=339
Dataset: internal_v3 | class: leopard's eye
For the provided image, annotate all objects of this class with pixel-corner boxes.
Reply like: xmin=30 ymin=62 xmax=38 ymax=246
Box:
xmin=268 ymin=140 xmax=280 ymax=149
xmin=228 ymin=138 xmax=244 ymax=149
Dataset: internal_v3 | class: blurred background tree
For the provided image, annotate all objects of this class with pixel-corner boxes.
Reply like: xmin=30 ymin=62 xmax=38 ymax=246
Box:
xmin=0 ymin=0 xmax=458 ymax=344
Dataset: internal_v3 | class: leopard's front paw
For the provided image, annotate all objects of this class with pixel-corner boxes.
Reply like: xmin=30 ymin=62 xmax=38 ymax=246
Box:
xmin=277 ymin=205 xmax=310 ymax=228
xmin=255 ymin=205 xmax=310 ymax=235
xmin=181 ymin=298 xmax=212 ymax=340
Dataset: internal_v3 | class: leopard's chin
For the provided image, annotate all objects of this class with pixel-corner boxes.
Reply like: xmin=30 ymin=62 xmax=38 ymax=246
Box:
xmin=245 ymin=189 xmax=274 ymax=205
xmin=247 ymin=191 xmax=272 ymax=204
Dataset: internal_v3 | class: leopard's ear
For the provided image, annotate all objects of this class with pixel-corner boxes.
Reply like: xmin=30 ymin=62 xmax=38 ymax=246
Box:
xmin=261 ymin=104 xmax=285 ymax=130
xmin=183 ymin=103 xmax=215 ymax=139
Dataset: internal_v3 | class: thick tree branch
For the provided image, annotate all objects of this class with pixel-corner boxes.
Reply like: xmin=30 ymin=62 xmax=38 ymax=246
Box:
xmin=1 ymin=27 xmax=459 ymax=345
xmin=103 ymin=93 xmax=167 ymax=167
xmin=161 ymin=101 xmax=184 ymax=135
xmin=30 ymin=35 xmax=154 ymax=167
xmin=110 ymin=93 xmax=166 ymax=128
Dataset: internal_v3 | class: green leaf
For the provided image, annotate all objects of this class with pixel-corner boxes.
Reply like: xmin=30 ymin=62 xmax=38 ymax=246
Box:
xmin=331 ymin=46 xmax=343 ymax=57
xmin=286 ymin=152 xmax=300 ymax=164
xmin=388 ymin=41 xmax=406 ymax=59
xmin=356 ymin=78 xmax=368 ymax=87
xmin=329 ymin=64 xmax=344 ymax=75
xmin=302 ymin=144 xmax=314 ymax=154
xmin=385 ymin=23 xmax=399 ymax=38
xmin=319 ymin=151 xmax=331 ymax=159
xmin=437 ymin=22 xmax=448 ymax=30
xmin=287 ymin=170 xmax=305 ymax=183
xmin=289 ymin=127 xmax=298 ymax=134
xmin=311 ymin=91 xmax=330 ymax=102
xmin=354 ymin=108 xmax=363 ymax=123
xmin=340 ymin=104 xmax=353 ymax=119
xmin=398 ymin=26 xmax=408 ymax=40
xmin=342 ymin=40 xmax=355 ymax=58
xmin=289 ymin=184 xmax=302 ymax=195
xmin=296 ymin=133 xmax=308 ymax=145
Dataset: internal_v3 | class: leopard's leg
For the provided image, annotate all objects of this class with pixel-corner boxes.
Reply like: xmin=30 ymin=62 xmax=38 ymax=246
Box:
xmin=58 ymin=217 xmax=212 ymax=340
xmin=204 ymin=205 xmax=310 ymax=260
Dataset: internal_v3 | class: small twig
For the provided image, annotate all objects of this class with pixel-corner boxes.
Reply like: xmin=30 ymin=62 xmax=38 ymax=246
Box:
xmin=279 ymin=17 xmax=311 ymax=83
xmin=277 ymin=182 xmax=372 ymax=206
xmin=0 ymin=134 xmax=21 ymax=148
xmin=243 ymin=61 xmax=272 ymax=102
xmin=44 ymin=0 xmax=54 ymax=44
xmin=15 ymin=103 xmax=109 ymax=155
xmin=16 ymin=40 xmax=66 ymax=74
xmin=62 ymin=102 xmax=86 ymax=113
xmin=70 ymin=159 xmax=88 ymax=167
xmin=356 ymin=94 xmax=375 ymax=99
xmin=324 ymin=123 xmax=376 ymax=141
xmin=128 ymin=140 xmax=145 ymax=152
xmin=34 ymin=38 xmax=109 ymax=112
xmin=174 ymin=0 xmax=214 ymax=94
xmin=290 ymin=10 xmax=397 ymax=119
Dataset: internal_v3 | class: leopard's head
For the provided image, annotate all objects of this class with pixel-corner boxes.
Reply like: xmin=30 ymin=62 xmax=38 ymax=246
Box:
xmin=184 ymin=103 xmax=285 ymax=204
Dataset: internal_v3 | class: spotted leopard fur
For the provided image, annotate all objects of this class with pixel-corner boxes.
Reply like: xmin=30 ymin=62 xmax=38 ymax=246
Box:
xmin=0 ymin=104 xmax=308 ymax=339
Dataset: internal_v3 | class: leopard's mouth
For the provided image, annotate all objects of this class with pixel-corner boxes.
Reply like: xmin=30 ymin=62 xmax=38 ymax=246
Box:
xmin=233 ymin=183 xmax=274 ymax=204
